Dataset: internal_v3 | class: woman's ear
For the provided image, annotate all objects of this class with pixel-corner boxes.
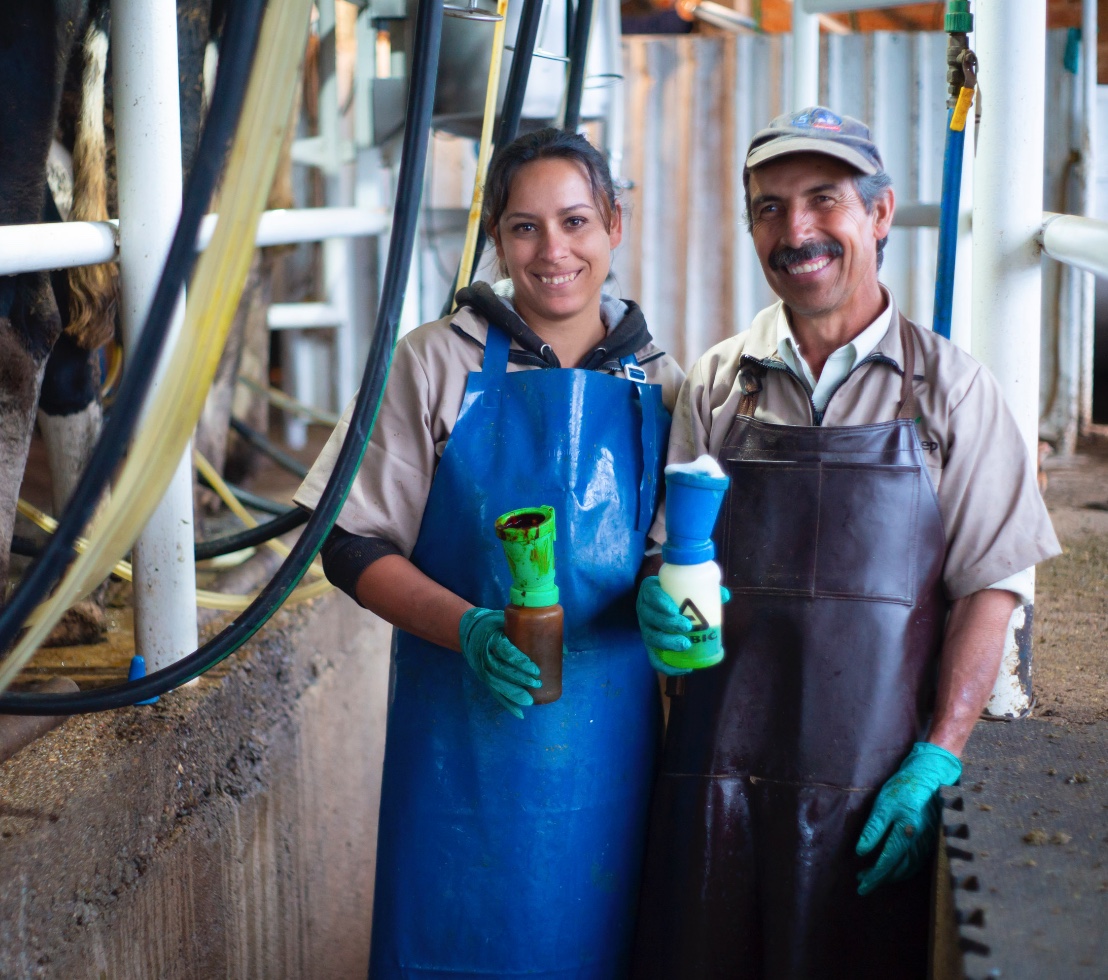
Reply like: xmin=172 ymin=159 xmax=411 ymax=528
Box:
xmin=608 ymin=202 xmax=623 ymax=250
xmin=489 ymin=224 xmax=504 ymax=261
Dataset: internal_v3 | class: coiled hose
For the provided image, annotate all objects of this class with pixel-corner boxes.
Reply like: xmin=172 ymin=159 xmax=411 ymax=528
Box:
xmin=0 ymin=0 xmax=445 ymax=713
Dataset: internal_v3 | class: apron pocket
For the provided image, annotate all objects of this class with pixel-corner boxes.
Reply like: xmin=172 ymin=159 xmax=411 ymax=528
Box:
xmin=721 ymin=459 xmax=820 ymax=594
xmin=814 ymin=462 xmax=919 ymax=603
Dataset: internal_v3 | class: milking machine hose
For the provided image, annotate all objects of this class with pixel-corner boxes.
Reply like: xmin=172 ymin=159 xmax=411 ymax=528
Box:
xmin=0 ymin=0 xmax=266 ymax=657
xmin=194 ymin=507 xmax=308 ymax=561
xmin=228 ymin=416 xmax=310 ymax=478
xmin=0 ymin=0 xmax=446 ymax=714
xmin=12 ymin=506 xmax=310 ymax=564
xmin=561 ymin=0 xmax=595 ymax=133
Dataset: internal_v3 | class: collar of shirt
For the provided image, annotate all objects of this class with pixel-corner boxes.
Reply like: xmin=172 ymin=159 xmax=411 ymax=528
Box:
xmin=774 ymin=289 xmax=893 ymax=411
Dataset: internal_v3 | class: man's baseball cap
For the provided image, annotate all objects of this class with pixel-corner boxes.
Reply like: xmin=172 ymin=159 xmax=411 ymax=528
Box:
xmin=744 ymin=106 xmax=883 ymax=177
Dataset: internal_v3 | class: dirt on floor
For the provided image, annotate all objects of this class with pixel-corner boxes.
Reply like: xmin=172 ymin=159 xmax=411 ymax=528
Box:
xmin=1031 ymin=439 xmax=1108 ymax=726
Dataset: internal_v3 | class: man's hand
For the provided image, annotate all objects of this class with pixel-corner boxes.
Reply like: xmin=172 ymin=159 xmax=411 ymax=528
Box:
xmin=459 ymin=607 xmax=542 ymax=719
xmin=637 ymin=577 xmax=731 ymax=676
xmin=855 ymin=742 xmax=962 ymax=895
xmin=636 ymin=576 xmax=693 ymax=675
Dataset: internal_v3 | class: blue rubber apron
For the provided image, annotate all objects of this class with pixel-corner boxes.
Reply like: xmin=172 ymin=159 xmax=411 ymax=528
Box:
xmin=369 ymin=324 xmax=670 ymax=980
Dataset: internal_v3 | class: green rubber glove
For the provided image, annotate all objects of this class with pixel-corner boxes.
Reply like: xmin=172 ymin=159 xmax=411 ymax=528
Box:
xmin=636 ymin=576 xmax=731 ymax=677
xmin=856 ymin=741 xmax=962 ymax=896
xmin=458 ymin=608 xmax=542 ymax=720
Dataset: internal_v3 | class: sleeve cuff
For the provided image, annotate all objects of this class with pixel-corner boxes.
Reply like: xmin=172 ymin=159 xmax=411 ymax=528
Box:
xmin=985 ymin=567 xmax=1035 ymax=607
xmin=320 ymin=525 xmax=402 ymax=602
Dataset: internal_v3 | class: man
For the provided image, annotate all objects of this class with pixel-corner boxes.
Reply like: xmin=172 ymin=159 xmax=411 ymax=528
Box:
xmin=631 ymin=107 xmax=1061 ymax=979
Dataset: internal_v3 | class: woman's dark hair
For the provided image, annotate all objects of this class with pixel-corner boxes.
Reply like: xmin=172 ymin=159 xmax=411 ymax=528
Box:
xmin=483 ymin=128 xmax=618 ymax=236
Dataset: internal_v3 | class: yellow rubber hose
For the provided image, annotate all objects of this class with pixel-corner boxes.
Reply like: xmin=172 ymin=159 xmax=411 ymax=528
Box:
xmin=0 ymin=0 xmax=314 ymax=691
xmin=192 ymin=449 xmax=326 ymax=575
xmin=16 ymin=498 xmax=331 ymax=617
xmin=236 ymin=374 xmax=341 ymax=426
xmin=453 ymin=0 xmax=510 ymax=299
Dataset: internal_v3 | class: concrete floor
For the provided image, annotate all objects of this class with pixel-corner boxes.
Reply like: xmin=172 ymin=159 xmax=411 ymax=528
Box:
xmin=947 ymin=440 xmax=1108 ymax=979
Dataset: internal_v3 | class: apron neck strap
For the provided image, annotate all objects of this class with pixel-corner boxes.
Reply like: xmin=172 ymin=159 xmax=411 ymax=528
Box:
xmin=737 ymin=361 xmax=765 ymax=417
xmin=894 ymin=313 xmax=920 ymax=422
xmin=738 ymin=313 xmax=922 ymax=422
xmin=482 ymin=324 xmax=511 ymax=374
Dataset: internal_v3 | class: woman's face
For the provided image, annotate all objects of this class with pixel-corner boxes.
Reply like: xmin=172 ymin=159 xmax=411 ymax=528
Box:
xmin=493 ymin=157 xmax=622 ymax=330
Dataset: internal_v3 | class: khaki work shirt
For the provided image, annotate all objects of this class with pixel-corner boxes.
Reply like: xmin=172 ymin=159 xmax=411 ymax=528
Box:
xmin=296 ymin=306 xmax=686 ymax=558
xmin=654 ymin=295 xmax=1061 ymax=601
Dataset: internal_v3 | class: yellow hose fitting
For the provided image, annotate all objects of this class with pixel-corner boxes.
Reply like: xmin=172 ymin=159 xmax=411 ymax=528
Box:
xmin=951 ymin=85 xmax=974 ymax=132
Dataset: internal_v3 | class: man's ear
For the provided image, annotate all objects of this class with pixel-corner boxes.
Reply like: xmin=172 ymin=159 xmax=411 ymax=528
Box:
xmin=872 ymin=186 xmax=895 ymax=240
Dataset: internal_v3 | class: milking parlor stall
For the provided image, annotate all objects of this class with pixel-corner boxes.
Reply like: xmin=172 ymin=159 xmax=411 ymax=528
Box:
xmin=0 ymin=0 xmax=1106 ymax=975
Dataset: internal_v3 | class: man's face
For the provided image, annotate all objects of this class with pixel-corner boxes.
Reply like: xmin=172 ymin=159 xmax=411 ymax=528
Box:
xmin=747 ymin=153 xmax=894 ymax=322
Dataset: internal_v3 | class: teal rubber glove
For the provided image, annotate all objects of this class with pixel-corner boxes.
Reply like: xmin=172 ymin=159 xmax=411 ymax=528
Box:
xmin=636 ymin=576 xmax=731 ymax=677
xmin=458 ymin=608 xmax=542 ymax=720
xmin=856 ymin=741 xmax=962 ymax=896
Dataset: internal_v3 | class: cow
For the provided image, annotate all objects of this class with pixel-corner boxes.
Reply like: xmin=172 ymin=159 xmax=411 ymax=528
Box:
xmin=0 ymin=0 xmax=227 ymax=646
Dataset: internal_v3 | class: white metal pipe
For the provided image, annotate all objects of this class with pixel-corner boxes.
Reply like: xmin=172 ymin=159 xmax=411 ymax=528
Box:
xmin=791 ymin=1 xmax=820 ymax=111
xmin=267 ymin=302 xmax=344 ymax=329
xmin=0 ymin=194 xmax=948 ymax=279
xmin=0 ymin=220 xmax=117 ymax=276
xmin=1040 ymin=213 xmax=1108 ymax=278
xmin=686 ymin=1 xmax=757 ymax=33
xmin=972 ymin=0 xmax=1046 ymax=719
xmin=0 ymin=207 xmax=389 ymax=277
xmin=200 ymin=206 xmax=390 ymax=249
xmin=1080 ymin=0 xmax=1097 ymax=431
xmin=112 ymin=0 xmax=198 ymax=672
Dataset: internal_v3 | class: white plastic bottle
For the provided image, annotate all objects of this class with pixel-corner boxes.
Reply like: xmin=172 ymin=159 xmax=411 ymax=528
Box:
xmin=655 ymin=456 xmax=730 ymax=670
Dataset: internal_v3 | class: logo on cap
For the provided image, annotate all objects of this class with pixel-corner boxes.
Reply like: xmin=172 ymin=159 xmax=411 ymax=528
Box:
xmin=793 ymin=107 xmax=843 ymax=132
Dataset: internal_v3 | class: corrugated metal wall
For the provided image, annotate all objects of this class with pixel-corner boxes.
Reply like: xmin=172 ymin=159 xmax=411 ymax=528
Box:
xmin=614 ymin=30 xmax=1079 ymax=388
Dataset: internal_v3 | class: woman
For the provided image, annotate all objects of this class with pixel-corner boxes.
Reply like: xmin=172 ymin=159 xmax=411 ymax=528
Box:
xmin=295 ymin=128 xmax=684 ymax=978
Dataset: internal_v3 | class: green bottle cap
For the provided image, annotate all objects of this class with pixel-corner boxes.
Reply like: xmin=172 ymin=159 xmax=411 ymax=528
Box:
xmin=944 ymin=0 xmax=973 ymax=34
xmin=495 ymin=506 xmax=559 ymax=607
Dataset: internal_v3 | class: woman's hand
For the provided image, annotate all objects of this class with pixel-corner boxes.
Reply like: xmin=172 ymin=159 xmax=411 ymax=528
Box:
xmin=459 ymin=608 xmax=542 ymax=719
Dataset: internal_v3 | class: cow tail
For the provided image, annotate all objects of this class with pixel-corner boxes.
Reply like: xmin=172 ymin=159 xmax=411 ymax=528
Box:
xmin=65 ymin=7 xmax=118 ymax=352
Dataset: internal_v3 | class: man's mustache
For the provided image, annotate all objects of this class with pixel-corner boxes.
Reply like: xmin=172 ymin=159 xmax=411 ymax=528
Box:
xmin=769 ymin=241 xmax=844 ymax=271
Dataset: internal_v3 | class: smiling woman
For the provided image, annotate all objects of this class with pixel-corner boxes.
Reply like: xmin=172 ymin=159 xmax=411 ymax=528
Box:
xmin=293 ymin=127 xmax=685 ymax=978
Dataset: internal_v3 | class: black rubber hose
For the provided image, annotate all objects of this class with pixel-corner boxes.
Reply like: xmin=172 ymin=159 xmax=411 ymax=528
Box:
xmin=9 ymin=536 xmax=45 ymax=559
xmin=194 ymin=506 xmax=307 ymax=561
xmin=13 ymin=507 xmax=306 ymax=563
xmin=228 ymin=416 xmax=309 ymax=478
xmin=0 ymin=0 xmax=445 ymax=714
xmin=0 ymin=0 xmax=265 ymax=657
xmin=561 ymin=0 xmax=594 ymax=133
xmin=497 ymin=0 xmax=545 ymax=147
xmin=196 ymin=471 xmax=291 ymax=515
xmin=441 ymin=0 xmax=545 ymax=312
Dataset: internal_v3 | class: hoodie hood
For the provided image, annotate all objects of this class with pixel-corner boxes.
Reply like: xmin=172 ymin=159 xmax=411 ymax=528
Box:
xmin=453 ymin=280 xmax=654 ymax=370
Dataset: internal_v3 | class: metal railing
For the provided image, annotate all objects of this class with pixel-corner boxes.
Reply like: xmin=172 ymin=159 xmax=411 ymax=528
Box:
xmin=0 ymin=206 xmax=389 ymax=277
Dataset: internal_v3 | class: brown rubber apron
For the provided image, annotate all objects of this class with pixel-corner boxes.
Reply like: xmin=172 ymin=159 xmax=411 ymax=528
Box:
xmin=633 ymin=316 xmax=948 ymax=980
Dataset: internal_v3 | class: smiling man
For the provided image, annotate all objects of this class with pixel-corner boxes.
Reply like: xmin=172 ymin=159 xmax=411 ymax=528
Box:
xmin=631 ymin=108 xmax=1061 ymax=979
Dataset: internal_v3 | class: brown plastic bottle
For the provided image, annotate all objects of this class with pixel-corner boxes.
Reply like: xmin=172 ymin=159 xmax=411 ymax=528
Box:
xmin=504 ymin=603 xmax=564 ymax=704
